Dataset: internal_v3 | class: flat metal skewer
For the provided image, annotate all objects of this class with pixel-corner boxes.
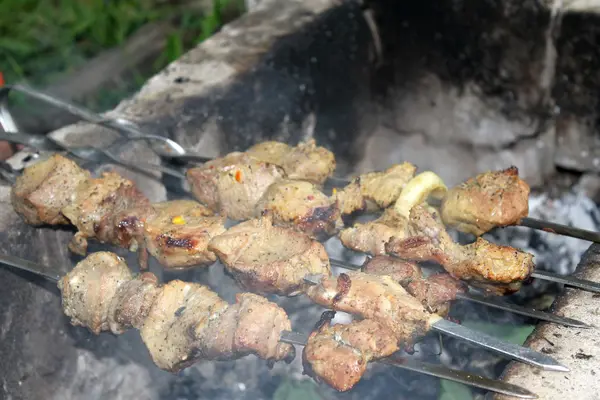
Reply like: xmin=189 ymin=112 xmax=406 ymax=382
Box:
xmin=0 ymin=131 xmax=186 ymax=180
xmin=303 ymin=274 xmax=569 ymax=372
xmin=328 ymin=258 xmax=591 ymax=328
xmin=0 ymin=253 xmax=538 ymax=399
xmin=279 ymin=331 xmax=538 ymax=399
xmin=0 ymin=253 xmax=61 ymax=282
xmin=532 ymin=270 xmax=600 ymax=294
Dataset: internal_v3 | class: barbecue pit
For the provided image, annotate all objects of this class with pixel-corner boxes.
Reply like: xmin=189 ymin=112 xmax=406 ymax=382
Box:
xmin=2 ymin=0 xmax=600 ymax=399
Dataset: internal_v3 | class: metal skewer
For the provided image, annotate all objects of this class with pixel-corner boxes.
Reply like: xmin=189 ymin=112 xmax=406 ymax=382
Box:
xmin=328 ymin=258 xmax=591 ymax=328
xmin=279 ymin=331 xmax=538 ymax=399
xmin=303 ymin=274 xmax=569 ymax=372
xmin=0 ymin=84 xmax=597 ymax=244
xmin=0 ymin=131 xmax=186 ymax=180
xmin=0 ymin=254 xmax=537 ymax=399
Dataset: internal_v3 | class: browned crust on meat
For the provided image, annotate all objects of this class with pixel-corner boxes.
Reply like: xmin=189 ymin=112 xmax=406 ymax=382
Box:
xmin=302 ymin=313 xmax=400 ymax=392
xmin=441 ymin=166 xmax=531 ymax=236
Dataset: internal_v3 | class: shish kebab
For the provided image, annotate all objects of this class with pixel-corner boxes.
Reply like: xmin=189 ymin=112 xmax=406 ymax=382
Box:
xmin=2 ymin=125 xmax=599 ymax=245
xmin=7 ymin=154 xmax=599 ymax=331
xmin=8 ymin=145 xmax=599 ymax=296
xmin=5 ymin=157 xmax=570 ymax=372
xmin=0 ymin=252 xmax=540 ymax=399
xmin=182 ymin=145 xmax=600 ymax=295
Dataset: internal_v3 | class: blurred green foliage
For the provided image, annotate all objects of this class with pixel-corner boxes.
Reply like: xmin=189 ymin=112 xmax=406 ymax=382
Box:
xmin=0 ymin=0 xmax=243 ymax=109
xmin=273 ymin=378 xmax=323 ymax=400
xmin=437 ymin=321 xmax=535 ymax=400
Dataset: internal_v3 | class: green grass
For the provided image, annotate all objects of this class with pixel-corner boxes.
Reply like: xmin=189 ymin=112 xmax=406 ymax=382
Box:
xmin=0 ymin=0 xmax=243 ymax=110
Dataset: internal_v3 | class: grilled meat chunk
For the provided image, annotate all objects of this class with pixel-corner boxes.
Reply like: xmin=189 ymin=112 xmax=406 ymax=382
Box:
xmin=351 ymin=163 xmax=417 ymax=210
xmin=140 ymin=280 xmax=229 ymax=371
xmin=362 ymin=256 xmax=467 ymax=315
xmin=62 ymin=172 xmax=148 ymax=255
xmin=108 ymin=272 xmax=160 ymax=334
xmin=407 ymin=273 xmax=466 ymax=315
xmin=339 ymin=208 xmax=409 ymax=255
xmin=144 ymin=200 xmax=227 ymax=270
xmin=140 ymin=280 xmax=295 ymax=372
xmin=256 ymin=179 xmax=343 ymax=239
xmin=441 ymin=166 xmax=530 ymax=236
xmin=208 ymin=217 xmax=331 ymax=296
xmin=186 ymin=152 xmax=285 ymax=220
xmin=11 ymin=154 xmax=90 ymax=225
xmin=386 ymin=205 xmax=534 ymax=294
xmin=306 ymin=271 xmax=432 ymax=340
xmin=58 ymin=252 xmax=132 ymax=334
xmin=361 ymin=256 xmax=421 ymax=285
xmin=58 ymin=252 xmax=295 ymax=373
xmin=332 ymin=180 xmax=366 ymax=215
xmin=197 ymin=292 xmax=295 ymax=362
xmin=93 ymin=185 xmax=154 ymax=266
xmin=247 ymin=139 xmax=336 ymax=184
xmin=303 ymin=312 xmax=398 ymax=392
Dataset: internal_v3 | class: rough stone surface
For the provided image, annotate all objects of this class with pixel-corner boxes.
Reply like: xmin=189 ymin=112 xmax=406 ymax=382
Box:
xmin=493 ymin=243 xmax=600 ymax=400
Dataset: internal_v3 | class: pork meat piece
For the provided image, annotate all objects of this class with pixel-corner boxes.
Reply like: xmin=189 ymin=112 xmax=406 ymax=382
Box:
xmin=306 ymin=271 xmax=432 ymax=340
xmin=256 ymin=179 xmax=343 ymax=239
xmin=303 ymin=312 xmax=399 ymax=392
xmin=140 ymin=280 xmax=295 ymax=372
xmin=93 ymin=185 xmax=154 ymax=250
xmin=61 ymin=171 xmax=147 ymax=255
xmin=331 ymin=180 xmax=366 ymax=215
xmin=208 ymin=217 xmax=331 ymax=296
xmin=186 ymin=152 xmax=285 ymax=220
xmin=140 ymin=280 xmax=230 ymax=372
xmin=197 ymin=292 xmax=295 ymax=363
xmin=144 ymin=200 xmax=227 ymax=269
xmin=361 ymin=256 xmax=466 ymax=315
xmin=386 ymin=205 xmax=534 ymax=294
xmin=361 ymin=256 xmax=421 ymax=285
xmin=108 ymin=272 xmax=160 ymax=334
xmin=441 ymin=166 xmax=530 ymax=236
xmin=338 ymin=208 xmax=409 ymax=255
xmin=350 ymin=163 xmax=417 ymax=210
xmin=406 ymin=274 xmax=467 ymax=315
xmin=247 ymin=139 xmax=336 ymax=184
xmin=58 ymin=252 xmax=132 ymax=334
xmin=11 ymin=154 xmax=90 ymax=225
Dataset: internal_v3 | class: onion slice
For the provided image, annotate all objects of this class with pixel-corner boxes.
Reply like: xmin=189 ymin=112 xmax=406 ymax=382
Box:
xmin=393 ymin=171 xmax=447 ymax=218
